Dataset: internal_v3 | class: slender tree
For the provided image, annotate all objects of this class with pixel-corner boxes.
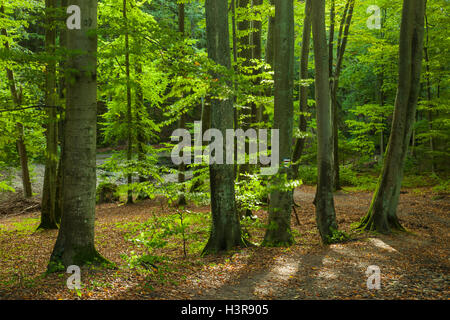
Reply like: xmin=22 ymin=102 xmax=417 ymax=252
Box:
xmin=202 ymin=0 xmax=246 ymax=255
xmin=39 ymin=0 xmax=59 ymax=230
xmin=311 ymin=0 xmax=339 ymax=243
xmin=48 ymin=0 xmax=108 ymax=269
xmin=124 ymin=0 xmax=133 ymax=204
xmin=331 ymin=0 xmax=355 ymax=190
xmin=356 ymin=0 xmax=426 ymax=233
xmin=292 ymin=0 xmax=312 ymax=179
xmin=262 ymin=0 xmax=295 ymax=246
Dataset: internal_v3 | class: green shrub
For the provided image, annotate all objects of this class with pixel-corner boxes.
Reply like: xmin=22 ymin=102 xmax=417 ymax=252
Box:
xmin=297 ymin=166 xmax=317 ymax=185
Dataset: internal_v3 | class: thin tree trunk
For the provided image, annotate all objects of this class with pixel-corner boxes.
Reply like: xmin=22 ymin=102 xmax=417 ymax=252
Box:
xmin=292 ymin=0 xmax=312 ymax=179
xmin=357 ymin=0 xmax=426 ymax=234
xmin=311 ymin=0 xmax=339 ymax=243
xmin=262 ymin=0 xmax=295 ymax=247
xmin=39 ymin=0 xmax=59 ymax=230
xmin=177 ymin=2 xmax=187 ymax=206
xmin=424 ymin=5 xmax=435 ymax=173
xmin=48 ymin=0 xmax=108 ymax=269
xmin=123 ymin=0 xmax=133 ymax=204
xmin=54 ymin=0 xmax=68 ymax=224
xmin=331 ymin=0 xmax=355 ymax=191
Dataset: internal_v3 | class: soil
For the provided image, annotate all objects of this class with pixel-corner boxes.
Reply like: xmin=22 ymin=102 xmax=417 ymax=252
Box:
xmin=0 ymin=185 xmax=448 ymax=300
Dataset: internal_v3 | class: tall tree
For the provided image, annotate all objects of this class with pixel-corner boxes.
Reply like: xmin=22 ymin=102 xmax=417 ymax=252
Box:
xmin=124 ymin=0 xmax=133 ymax=204
xmin=311 ymin=0 xmax=339 ymax=243
xmin=292 ymin=0 xmax=312 ymax=179
xmin=357 ymin=0 xmax=426 ymax=233
xmin=330 ymin=0 xmax=355 ymax=190
xmin=177 ymin=1 xmax=187 ymax=206
xmin=48 ymin=0 xmax=108 ymax=269
xmin=202 ymin=0 xmax=246 ymax=255
xmin=39 ymin=0 xmax=59 ymax=230
xmin=262 ymin=0 xmax=295 ymax=246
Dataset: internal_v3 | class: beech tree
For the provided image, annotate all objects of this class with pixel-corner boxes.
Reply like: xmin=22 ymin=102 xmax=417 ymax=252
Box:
xmin=262 ymin=0 xmax=295 ymax=246
xmin=357 ymin=0 xmax=426 ymax=233
xmin=48 ymin=0 xmax=108 ymax=269
xmin=202 ymin=0 xmax=246 ymax=255
xmin=311 ymin=0 xmax=339 ymax=243
xmin=39 ymin=0 xmax=60 ymax=230
xmin=292 ymin=0 xmax=312 ymax=179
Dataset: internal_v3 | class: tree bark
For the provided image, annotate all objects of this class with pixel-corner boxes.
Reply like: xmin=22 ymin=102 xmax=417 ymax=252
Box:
xmin=292 ymin=0 xmax=312 ymax=179
xmin=357 ymin=0 xmax=426 ymax=234
xmin=424 ymin=5 xmax=435 ymax=173
xmin=39 ymin=0 xmax=59 ymax=230
xmin=124 ymin=0 xmax=133 ymax=204
xmin=48 ymin=0 xmax=108 ymax=269
xmin=311 ymin=0 xmax=339 ymax=243
xmin=262 ymin=0 xmax=295 ymax=247
xmin=331 ymin=0 xmax=355 ymax=191
xmin=202 ymin=0 xmax=246 ymax=255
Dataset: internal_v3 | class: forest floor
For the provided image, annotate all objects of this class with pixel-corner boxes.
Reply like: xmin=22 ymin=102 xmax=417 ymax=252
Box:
xmin=0 ymin=185 xmax=448 ymax=300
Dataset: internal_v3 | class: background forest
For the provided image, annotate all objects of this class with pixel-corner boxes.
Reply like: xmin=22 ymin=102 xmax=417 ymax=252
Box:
xmin=0 ymin=0 xmax=448 ymax=300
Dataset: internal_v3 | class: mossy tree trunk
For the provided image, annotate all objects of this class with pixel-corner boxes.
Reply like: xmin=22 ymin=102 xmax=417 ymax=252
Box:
xmin=262 ymin=0 xmax=295 ymax=247
xmin=48 ymin=0 xmax=108 ymax=270
xmin=357 ymin=0 xmax=426 ymax=234
xmin=311 ymin=0 xmax=339 ymax=243
xmin=202 ymin=0 xmax=246 ymax=255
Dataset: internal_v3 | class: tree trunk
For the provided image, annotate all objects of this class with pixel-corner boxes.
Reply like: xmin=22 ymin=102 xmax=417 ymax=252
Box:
xmin=424 ymin=6 xmax=435 ymax=173
xmin=311 ymin=0 xmax=339 ymax=243
xmin=48 ymin=0 xmax=108 ymax=270
xmin=202 ymin=0 xmax=246 ymax=255
xmin=251 ymin=0 xmax=263 ymax=123
xmin=262 ymin=0 xmax=295 ymax=247
xmin=292 ymin=0 xmax=312 ymax=179
xmin=177 ymin=2 xmax=187 ymax=206
xmin=54 ymin=0 xmax=68 ymax=224
xmin=357 ymin=0 xmax=426 ymax=234
xmin=39 ymin=0 xmax=59 ymax=230
xmin=331 ymin=0 xmax=355 ymax=191
xmin=124 ymin=0 xmax=133 ymax=204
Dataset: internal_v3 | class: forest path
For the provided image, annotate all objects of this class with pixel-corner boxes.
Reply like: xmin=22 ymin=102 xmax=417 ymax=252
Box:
xmin=0 ymin=186 xmax=448 ymax=300
xmin=188 ymin=187 xmax=449 ymax=300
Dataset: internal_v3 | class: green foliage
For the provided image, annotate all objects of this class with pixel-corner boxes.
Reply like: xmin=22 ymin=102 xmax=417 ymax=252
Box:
xmin=119 ymin=210 xmax=211 ymax=265
xmin=297 ymin=166 xmax=317 ymax=185
xmin=325 ymin=228 xmax=351 ymax=244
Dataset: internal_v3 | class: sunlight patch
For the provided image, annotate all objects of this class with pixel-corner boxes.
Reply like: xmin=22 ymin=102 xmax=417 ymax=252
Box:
xmin=368 ymin=238 xmax=398 ymax=253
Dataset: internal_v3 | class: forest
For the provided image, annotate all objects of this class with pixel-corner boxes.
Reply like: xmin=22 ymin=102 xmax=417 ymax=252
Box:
xmin=0 ymin=0 xmax=448 ymax=302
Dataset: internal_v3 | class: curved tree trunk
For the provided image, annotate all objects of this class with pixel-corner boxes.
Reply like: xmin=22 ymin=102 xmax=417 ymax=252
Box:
xmin=357 ymin=0 xmax=426 ymax=234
